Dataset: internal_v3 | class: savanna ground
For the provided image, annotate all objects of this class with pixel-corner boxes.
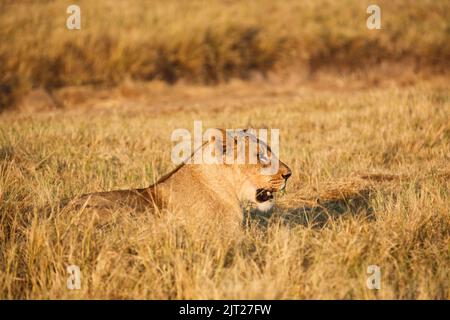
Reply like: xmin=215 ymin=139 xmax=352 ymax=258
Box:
xmin=0 ymin=0 xmax=450 ymax=300
xmin=1 ymin=78 xmax=449 ymax=299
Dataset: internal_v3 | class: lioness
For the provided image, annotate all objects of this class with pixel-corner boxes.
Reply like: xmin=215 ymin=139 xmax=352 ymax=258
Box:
xmin=70 ymin=128 xmax=291 ymax=228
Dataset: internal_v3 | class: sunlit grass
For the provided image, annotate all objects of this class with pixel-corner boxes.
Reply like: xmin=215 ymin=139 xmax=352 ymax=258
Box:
xmin=0 ymin=81 xmax=448 ymax=299
xmin=1 ymin=0 xmax=449 ymax=109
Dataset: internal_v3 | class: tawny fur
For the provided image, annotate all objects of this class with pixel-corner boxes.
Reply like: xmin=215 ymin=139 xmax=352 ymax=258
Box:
xmin=69 ymin=129 xmax=291 ymax=228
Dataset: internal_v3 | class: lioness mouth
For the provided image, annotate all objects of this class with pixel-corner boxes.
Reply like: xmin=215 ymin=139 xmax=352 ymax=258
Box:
xmin=256 ymin=188 xmax=274 ymax=202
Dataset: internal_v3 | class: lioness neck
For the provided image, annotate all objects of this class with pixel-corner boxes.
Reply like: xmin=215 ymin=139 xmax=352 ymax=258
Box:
xmin=148 ymin=163 xmax=242 ymax=212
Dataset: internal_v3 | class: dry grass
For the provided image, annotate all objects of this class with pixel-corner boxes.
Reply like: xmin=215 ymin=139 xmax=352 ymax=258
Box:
xmin=0 ymin=79 xmax=449 ymax=299
xmin=0 ymin=0 xmax=449 ymax=300
xmin=1 ymin=0 xmax=450 ymax=109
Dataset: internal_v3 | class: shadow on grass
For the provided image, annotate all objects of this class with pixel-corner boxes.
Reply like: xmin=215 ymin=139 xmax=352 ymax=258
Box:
xmin=245 ymin=186 xmax=376 ymax=229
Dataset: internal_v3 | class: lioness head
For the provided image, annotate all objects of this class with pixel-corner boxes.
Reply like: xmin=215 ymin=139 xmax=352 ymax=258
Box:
xmin=203 ymin=128 xmax=292 ymax=211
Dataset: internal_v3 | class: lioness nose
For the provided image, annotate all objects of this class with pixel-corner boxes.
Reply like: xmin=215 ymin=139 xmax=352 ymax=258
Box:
xmin=282 ymin=170 xmax=292 ymax=180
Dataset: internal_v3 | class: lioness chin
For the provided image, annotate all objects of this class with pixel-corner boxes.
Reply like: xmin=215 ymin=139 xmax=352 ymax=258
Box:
xmin=69 ymin=128 xmax=291 ymax=229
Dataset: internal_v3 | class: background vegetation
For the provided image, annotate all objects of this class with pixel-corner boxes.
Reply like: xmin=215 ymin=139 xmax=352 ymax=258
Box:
xmin=1 ymin=0 xmax=450 ymax=110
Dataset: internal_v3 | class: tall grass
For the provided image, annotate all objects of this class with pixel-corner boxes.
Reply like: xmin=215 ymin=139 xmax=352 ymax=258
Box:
xmin=1 ymin=0 xmax=450 ymax=109
xmin=0 ymin=82 xmax=449 ymax=299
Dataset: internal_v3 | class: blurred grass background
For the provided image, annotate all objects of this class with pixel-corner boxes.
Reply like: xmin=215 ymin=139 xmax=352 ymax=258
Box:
xmin=1 ymin=0 xmax=449 ymax=110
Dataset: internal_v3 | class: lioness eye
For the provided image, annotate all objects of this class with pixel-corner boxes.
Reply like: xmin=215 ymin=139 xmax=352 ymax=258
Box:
xmin=258 ymin=152 xmax=270 ymax=164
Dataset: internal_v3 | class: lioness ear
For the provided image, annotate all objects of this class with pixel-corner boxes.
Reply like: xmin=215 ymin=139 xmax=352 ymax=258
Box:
xmin=204 ymin=128 xmax=228 ymax=156
xmin=243 ymin=127 xmax=256 ymax=136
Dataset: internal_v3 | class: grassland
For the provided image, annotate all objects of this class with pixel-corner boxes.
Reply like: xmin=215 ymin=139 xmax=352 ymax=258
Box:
xmin=1 ymin=0 xmax=450 ymax=110
xmin=0 ymin=78 xmax=449 ymax=299
xmin=0 ymin=0 xmax=449 ymax=300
